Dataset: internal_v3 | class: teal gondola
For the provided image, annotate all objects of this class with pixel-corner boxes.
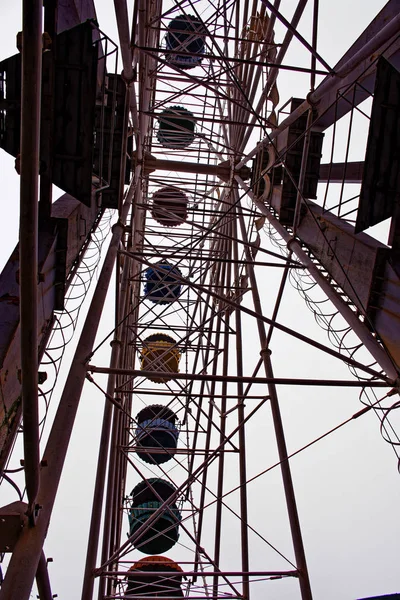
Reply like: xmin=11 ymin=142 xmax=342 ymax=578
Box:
xmin=128 ymin=478 xmax=181 ymax=554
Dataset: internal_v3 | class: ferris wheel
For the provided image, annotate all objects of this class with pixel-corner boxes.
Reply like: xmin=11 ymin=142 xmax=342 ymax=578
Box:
xmin=0 ymin=1 xmax=399 ymax=600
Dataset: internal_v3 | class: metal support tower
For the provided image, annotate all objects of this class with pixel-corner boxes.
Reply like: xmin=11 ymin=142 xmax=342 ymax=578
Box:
xmin=0 ymin=1 xmax=399 ymax=600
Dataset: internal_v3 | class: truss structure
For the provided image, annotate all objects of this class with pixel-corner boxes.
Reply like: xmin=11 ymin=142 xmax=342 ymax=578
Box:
xmin=0 ymin=1 xmax=400 ymax=600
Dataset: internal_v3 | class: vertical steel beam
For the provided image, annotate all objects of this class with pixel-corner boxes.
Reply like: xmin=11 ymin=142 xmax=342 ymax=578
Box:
xmin=39 ymin=0 xmax=58 ymax=220
xmin=212 ymin=211 xmax=233 ymax=597
xmin=114 ymin=0 xmax=134 ymax=81
xmin=97 ymin=395 xmax=121 ymax=600
xmin=35 ymin=551 xmax=53 ymax=600
xmin=20 ymin=0 xmax=42 ymax=514
xmin=113 ymin=0 xmax=140 ymax=133
xmin=192 ymin=218 xmax=229 ymax=579
xmin=80 ymin=340 xmax=122 ymax=600
xmin=97 ymin=176 xmax=143 ymax=600
xmin=232 ymin=211 xmax=250 ymax=600
xmin=235 ymin=188 xmax=313 ymax=600
xmin=81 ymin=170 xmax=141 ymax=600
xmin=310 ymin=0 xmax=319 ymax=91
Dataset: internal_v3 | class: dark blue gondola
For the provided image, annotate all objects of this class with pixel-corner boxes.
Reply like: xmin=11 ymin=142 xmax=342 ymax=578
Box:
xmin=165 ymin=14 xmax=206 ymax=70
xmin=144 ymin=262 xmax=182 ymax=304
xmin=136 ymin=405 xmax=179 ymax=465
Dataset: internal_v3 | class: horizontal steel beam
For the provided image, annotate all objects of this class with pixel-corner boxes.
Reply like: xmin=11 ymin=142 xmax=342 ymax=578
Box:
xmin=87 ymin=366 xmax=389 ymax=387
xmin=138 ymin=154 xmax=251 ymax=182
xmin=134 ymin=44 xmax=328 ymax=74
xmin=102 ymin=569 xmax=298 ymax=577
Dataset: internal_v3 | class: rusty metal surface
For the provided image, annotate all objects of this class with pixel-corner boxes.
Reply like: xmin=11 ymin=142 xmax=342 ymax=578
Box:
xmin=370 ymin=260 xmax=400 ymax=367
xmin=0 ymin=230 xmax=57 ymax=473
xmin=0 ymin=501 xmax=27 ymax=552
xmin=57 ymin=0 xmax=97 ymax=33
xmin=297 ymin=201 xmax=389 ymax=314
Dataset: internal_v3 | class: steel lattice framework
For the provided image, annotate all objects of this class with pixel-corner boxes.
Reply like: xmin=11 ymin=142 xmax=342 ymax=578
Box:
xmin=0 ymin=1 xmax=400 ymax=600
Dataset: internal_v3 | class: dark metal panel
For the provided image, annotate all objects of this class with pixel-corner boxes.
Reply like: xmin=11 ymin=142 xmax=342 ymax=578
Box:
xmin=0 ymin=23 xmax=99 ymax=206
xmin=51 ymin=192 xmax=101 ymax=308
xmin=0 ymin=502 xmax=26 ymax=552
xmin=319 ymin=161 xmax=364 ymax=184
xmin=94 ymin=74 xmax=127 ymax=209
xmin=52 ymin=22 xmax=98 ymax=206
xmin=0 ymin=54 xmax=21 ymax=158
xmin=356 ymin=58 xmax=400 ymax=233
xmin=252 ymin=99 xmax=323 ymax=225
xmin=370 ymin=260 xmax=400 ymax=368
xmin=0 ymin=245 xmax=20 ymax=365
xmin=268 ymin=98 xmax=324 ymax=225
xmin=125 ymin=135 xmax=133 ymax=184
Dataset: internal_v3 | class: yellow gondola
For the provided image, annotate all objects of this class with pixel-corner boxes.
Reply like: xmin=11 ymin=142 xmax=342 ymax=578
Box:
xmin=140 ymin=334 xmax=181 ymax=383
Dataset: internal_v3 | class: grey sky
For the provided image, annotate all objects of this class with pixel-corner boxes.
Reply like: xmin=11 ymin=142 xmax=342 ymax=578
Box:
xmin=0 ymin=2 xmax=399 ymax=600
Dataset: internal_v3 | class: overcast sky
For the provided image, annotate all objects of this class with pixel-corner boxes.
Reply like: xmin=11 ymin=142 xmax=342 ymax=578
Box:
xmin=0 ymin=2 xmax=399 ymax=600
